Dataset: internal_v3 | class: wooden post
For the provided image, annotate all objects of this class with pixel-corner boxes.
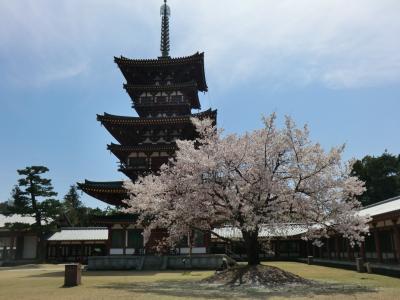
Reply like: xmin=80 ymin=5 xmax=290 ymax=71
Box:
xmin=335 ymin=237 xmax=340 ymax=259
xmin=360 ymin=241 xmax=366 ymax=261
xmin=107 ymin=226 xmax=112 ymax=255
xmin=80 ymin=242 xmax=84 ymax=263
xmin=373 ymin=227 xmax=383 ymax=263
xmin=57 ymin=244 xmax=61 ymax=261
xmin=392 ymin=221 xmax=400 ymax=263
xmin=327 ymin=238 xmax=331 ymax=259
xmin=10 ymin=235 xmax=15 ymax=260
xmin=121 ymin=225 xmax=127 ymax=256
xmin=347 ymin=240 xmax=353 ymax=260
xmin=275 ymin=240 xmax=280 ymax=258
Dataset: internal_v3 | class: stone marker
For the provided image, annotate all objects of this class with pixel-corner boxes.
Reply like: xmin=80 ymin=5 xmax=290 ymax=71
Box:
xmin=307 ymin=256 xmax=313 ymax=265
xmin=356 ymin=257 xmax=365 ymax=273
xmin=64 ymin=264 xmax=81 ymax=287
xmin=365 ymin=262 xmax=372 ymax=274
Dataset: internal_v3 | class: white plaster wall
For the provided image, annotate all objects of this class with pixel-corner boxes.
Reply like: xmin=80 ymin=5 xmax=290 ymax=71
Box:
xmin=110 ymin=248 xmax=124 ymax=255
xmin=22 ymin=236 xmax=37 ymax=259
xmin=126 ymin=248 xmax=135 ymax=255
xmin=177 ymin=247 xmax=206 ymax=254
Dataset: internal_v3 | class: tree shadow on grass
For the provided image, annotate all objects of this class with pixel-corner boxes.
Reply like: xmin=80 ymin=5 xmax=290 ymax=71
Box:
xmin=97 ymin=280 xmax=377 ymax=299
xmin=26 ymin=271 xmax=65 ymax=278
xmin=0 ymin=264 xmax=42 ymax=271
xmin=26 ymin=270 xmax=197 ymax=278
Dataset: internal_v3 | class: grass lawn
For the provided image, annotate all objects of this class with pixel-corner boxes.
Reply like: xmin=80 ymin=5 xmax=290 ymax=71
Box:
xmin=0 ymin=261 xmax=398 ymax=299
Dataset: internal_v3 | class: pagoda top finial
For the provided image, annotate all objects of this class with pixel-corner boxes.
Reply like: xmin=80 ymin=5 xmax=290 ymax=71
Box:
xmin=160 ymin=0 xmax=171 ymax=58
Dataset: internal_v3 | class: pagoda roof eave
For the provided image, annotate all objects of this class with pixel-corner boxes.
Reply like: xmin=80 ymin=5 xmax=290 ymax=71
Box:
xmin=114 ymin=52 xmax=204 ymax=67
xmin=77 ymin=180 xmax=128 ymax=207
xmin=108 ymin=143 xmax=178 ymax=153
xmin=97 ymin=109 xmax=217 ymax=126
xmin=114 ymin=52 xmax=207 ymax=92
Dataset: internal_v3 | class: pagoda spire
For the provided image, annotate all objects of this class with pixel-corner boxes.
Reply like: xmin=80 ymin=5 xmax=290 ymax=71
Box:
xmin=160 ymin=0 xmax=171 ymax=58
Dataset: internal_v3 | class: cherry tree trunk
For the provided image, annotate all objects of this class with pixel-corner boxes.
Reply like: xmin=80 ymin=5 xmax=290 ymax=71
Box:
xmin=242 ymin=230 xmax=260 ymax=265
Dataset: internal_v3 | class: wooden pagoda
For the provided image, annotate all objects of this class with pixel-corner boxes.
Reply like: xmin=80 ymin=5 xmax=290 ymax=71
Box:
xmin=78 ymin=1 xmax=217 ymax=208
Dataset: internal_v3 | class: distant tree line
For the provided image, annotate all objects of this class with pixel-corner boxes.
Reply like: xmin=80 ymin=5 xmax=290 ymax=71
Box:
xmin=351 ymin=151 xmax=400 ymax=206
xmin=0 ymin=166 xmax=116 ymax=260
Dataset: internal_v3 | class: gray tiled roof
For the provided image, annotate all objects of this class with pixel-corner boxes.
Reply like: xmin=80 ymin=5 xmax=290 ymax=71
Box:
xmin=47 ymin=227 xmax=108 ymax=241
xmin=359 ymin=195 xmax=400 ymax=217
xmin=0 ymin=214 xmax=36 ymax=228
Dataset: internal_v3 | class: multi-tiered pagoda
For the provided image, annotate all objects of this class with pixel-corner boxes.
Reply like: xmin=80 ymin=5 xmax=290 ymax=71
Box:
xmin=78 ymin=1 xmax=217 ymax=208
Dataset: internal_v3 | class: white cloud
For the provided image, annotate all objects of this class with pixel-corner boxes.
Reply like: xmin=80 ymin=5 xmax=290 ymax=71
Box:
xmin=0 ymin=0 xmax=399 ymax=89
xmin=172 ymin=0 xmax=400 ymax=89
xmin=35 ymin=61 xmax=89 ymax=86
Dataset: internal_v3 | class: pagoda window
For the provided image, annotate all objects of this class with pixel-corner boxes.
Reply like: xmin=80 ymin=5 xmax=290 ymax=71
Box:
xmin=140 ymin=137 xmax=153 ymax=144
xmin=155 ymin=96 xmax=167 ymax=104
xmin=128 ymin=157 xmax=147 ymax=169
xmin=139 ymin=96 xmax=153 ymax=105
xmin=150 ymin=136 xmax=159 ymax=143
xmin=170 ymin=95 xmax=183 ymax=103
xmin=151 ymin=157 xmax=169 ymax=169
xmin=165 ymin=75 xmax=173 ymax=85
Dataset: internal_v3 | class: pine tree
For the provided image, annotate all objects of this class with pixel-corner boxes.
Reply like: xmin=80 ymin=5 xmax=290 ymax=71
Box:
xmin=63 ymin=185 xmax=84 ymax=226
xmin=7 ymin=166 xmax=62 ymax=260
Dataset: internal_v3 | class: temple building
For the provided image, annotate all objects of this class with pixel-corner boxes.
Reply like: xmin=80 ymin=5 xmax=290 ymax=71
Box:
xmin=77 ymin=0 xmax=216 ymax=256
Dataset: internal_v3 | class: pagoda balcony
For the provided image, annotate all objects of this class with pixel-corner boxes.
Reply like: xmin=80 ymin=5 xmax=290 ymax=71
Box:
xmin=134 ymin=95 xmax=190 ymax=107
xmin=118 ymin=164 xmax=146 ymax=181
xmin=120 ymin=158 xmax=149 ymax=171
xmin=124 ymin=81 xmax=200 ymax=109
xmin=119 ymin=156 xmax=171 ymax=177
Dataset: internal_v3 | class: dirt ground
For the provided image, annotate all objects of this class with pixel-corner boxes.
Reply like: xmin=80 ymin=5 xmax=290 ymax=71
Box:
xmin=0 ymin=261 xmax=399 ymax=300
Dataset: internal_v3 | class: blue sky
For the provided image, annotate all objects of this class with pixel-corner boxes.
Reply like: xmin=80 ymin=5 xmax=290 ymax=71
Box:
xmin=1 ymin=0 xmax=399 ymax=208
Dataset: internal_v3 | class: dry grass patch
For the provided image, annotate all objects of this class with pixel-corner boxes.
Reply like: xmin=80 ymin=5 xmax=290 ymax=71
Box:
xmin=0 ymin=262 xmax=398 ymax=299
